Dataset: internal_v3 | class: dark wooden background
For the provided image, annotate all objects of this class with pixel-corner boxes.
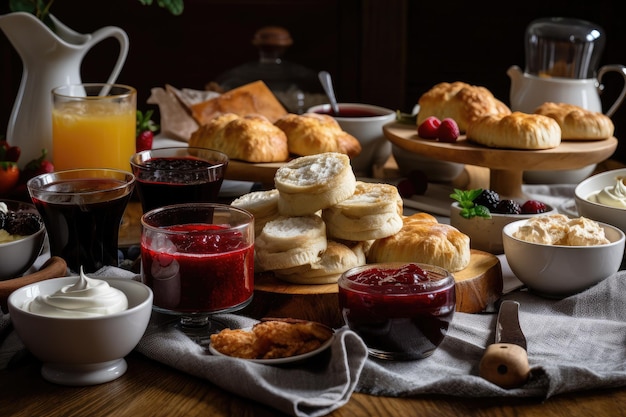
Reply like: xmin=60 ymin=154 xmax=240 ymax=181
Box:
xmin=2 ymin=0 xmax=625 ymax=161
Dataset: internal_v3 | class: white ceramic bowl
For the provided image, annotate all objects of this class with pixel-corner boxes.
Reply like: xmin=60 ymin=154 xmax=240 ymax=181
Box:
xmin=8 ymin=276 xmax=153 ymax=386
xmin=307 ymin=103 xmax=396 ymax=177
xmin=574 ymin=168 xmax=626 ymax=234
xmin=502 ymin=219 xmax=625 ymax=297
xmin=0 ymin=200 xmax=46 ymax=280
xmin=523 ymin=164 xmax=597 ymax=185
xmin=450 ymin=201 xmax=558 ymax=254
xmin=392 ymin=143 xmax=465 ymax=183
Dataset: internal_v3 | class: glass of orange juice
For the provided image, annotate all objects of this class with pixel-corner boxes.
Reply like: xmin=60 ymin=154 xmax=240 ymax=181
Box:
xmin=52 ymin=84 xmax=136 ymax=171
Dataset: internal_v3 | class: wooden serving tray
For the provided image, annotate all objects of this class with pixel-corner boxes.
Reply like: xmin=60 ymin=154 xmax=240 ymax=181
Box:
xmin=225 ymin=160 xmax=286 ymax=187
xmin=241 ymin=249 xmax=502 ymax=328
xmin=384 ymin=122 xmax=618 ymax=198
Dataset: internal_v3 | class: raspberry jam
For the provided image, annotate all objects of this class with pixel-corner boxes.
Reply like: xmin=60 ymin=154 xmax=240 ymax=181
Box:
xmin=141 ymin=205 xmax=254 ymax=314
xmin=338 ymin=263 xmax=456 ymax=360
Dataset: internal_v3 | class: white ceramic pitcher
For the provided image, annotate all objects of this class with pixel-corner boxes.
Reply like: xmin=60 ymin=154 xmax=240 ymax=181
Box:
xmin=0 ymin=12 xmax=129 ymax=166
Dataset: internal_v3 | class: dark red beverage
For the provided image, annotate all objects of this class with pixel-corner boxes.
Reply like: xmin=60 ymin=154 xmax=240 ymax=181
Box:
xmin=29 ymin=177 xmax=134 ymax=273
xmin=338 ymin=263 xmax=456 ymax=360
xmin=141 ymin=223 xmax=254 ymax=313
xmin=314 ymin=107 xmax=382 ymax=118
xmin=130 ymin=148 xmax=229 ymax=213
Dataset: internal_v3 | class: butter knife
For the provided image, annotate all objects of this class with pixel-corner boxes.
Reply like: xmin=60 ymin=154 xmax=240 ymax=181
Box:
xmin=479 ymin=300 xmax=530 ymax=388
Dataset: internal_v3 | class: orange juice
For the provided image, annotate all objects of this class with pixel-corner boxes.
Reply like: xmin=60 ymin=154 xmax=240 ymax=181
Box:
xmin=51 ymin=84 xmax=136 ymax=172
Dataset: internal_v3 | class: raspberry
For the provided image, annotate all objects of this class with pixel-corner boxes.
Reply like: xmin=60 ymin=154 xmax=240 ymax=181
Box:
xmin=521 ymin=200 xmax=548 ymax=214
xmin=396 ymin=170 xmax=428 ymax=198
xmin=494 ymin=199 xmax=522 ymax=214
xmin=473 ymin=189 xmax=500 ymax=211
xmin=417 ymin=116 xmax=441 ymax=139
xmin=437 ymin=118 xmax=460 ymax=142
xmin=396 ymin=179 xmax=416 ymax=198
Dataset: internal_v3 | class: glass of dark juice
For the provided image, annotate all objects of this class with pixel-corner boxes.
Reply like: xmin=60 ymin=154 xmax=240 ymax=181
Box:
xmin=130 ymin=147 xmax=229 ymax=213
xmin=26 ymin=168 xmax=136 ymax=273
xmin=338 ymin=262 xmax=456 ymax=360
xmin=140 ymin=203 xmax=254 ymax=346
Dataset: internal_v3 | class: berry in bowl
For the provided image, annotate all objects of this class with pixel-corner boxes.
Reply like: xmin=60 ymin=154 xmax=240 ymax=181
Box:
xmin=338 ymin=262 xmax=456 ymax=361
xmin=0 ymin=200 xmax=46 ymax=280
xmin=449 ymin=189 xmax=557 ymax=254
xmin=502 ymin=214 xmax=625 ymax=298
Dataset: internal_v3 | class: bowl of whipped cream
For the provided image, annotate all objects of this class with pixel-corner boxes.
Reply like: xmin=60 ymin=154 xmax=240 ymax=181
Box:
xmin=7 ymin=268 xmax=153 ymax=386
xmin=575 ymin=168 xmax=626 ymax=236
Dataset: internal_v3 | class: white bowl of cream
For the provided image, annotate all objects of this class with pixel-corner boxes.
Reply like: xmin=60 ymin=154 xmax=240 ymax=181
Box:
xmin=575 ymin=168 xmax=626 ymax=236
xmin=8 ymin=269 xmax=152 ymax=386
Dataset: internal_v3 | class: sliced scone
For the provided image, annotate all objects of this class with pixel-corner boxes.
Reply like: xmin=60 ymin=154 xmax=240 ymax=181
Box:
xmin=255 ymin=215 xmax=328 ymax=271
xmin=231 ymin=189 xmax=280 ymax=237
xmin=322 ymin=181 xmax=404 ymax=241
xmin=274 ymin=152 xmax=357 ymax=216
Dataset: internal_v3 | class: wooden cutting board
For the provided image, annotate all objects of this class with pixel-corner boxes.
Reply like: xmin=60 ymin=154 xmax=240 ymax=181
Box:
xmin=241 ymin=249 xmax=502 ymax=328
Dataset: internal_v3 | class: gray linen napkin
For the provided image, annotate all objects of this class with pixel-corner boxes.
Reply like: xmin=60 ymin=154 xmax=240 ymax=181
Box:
xmin=356 ymin=270 xmax=626 ymax=398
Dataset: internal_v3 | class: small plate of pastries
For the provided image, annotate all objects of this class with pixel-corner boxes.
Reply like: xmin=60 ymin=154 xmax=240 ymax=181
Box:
xmin=208 ymin=318 xmax=335 ymax=364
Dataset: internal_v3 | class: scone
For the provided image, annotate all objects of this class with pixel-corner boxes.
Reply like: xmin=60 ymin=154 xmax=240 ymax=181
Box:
xmin=274 ymin=152 xmax=357 ymax=216
xmin=533 ymin=102 xmax=614 ymax=140
xmin=417 ymin=81 xmax=511 ymax=132
xmin=466 ymin=112 xmax=561 ymax=150
xmin=189 ymin=113 xmax=289 ymax=162
xmin=367 ymin=213 xmax=471 ymax=272
xmin=322 ymin=181 xmax=403 ymax=241
xmin=231 ymin=189 xmax=281 ymax=237
xmin=273 ymin=240 xmax=367 ymax=284
xmin=254 ymin=215 xmax=327 ymax=271
xmin=275 ymin=112 xmax=362 ymax=158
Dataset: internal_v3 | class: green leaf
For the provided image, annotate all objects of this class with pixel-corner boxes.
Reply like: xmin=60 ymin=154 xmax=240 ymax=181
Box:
xmin=450 ymin=188 xmax=491 ymax=219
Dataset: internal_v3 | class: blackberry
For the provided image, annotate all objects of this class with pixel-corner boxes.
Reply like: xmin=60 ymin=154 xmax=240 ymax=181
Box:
xmin=494 ymin=199 xmax=522 ymax=214
xmin=5 ymin=212 xmax=43 ymax=236
xmin=0 ymin=211 xmax=7 ymax=230
xmin=473 ymin=189 xmax=500 ymax=211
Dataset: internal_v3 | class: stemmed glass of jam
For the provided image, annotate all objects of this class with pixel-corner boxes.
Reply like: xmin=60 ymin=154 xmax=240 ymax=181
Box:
xmin=140 ymin=203 xmax=255 ymax=346
xmin=338 ymin=262 xmax=456 ymax=360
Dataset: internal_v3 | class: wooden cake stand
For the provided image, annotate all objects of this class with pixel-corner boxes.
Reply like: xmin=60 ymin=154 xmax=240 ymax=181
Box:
xmin=384 ymin=122 xmax=618 ymax=198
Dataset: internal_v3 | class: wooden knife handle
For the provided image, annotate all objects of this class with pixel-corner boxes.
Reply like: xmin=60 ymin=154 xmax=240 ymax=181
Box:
xmin=479 ymin=343 xmax=530 ymax=389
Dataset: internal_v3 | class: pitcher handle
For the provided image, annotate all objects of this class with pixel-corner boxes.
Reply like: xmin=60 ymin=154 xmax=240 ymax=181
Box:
xmin=597 ymin=64 xmax=626 ymax=118
xmin=86 ymin=26 xmax=130 ymax=86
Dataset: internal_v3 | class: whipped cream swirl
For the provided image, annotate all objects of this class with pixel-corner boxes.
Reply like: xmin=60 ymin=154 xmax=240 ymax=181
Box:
xmin=23 ymin=268 xmax=128 ymax=318
xmin=592 ymin=177 xmax=626 ymax=209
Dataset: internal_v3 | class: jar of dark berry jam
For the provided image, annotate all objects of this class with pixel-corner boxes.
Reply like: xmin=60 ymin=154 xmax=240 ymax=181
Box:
xmin=338 ymin=262 xmax=456 ymax=360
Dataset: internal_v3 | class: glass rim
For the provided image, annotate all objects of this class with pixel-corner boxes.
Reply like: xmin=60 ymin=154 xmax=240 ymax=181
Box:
xmin=129 ymin=147 xmax=230 ymax=170
xmin=26 ymin=168 xmax=135 ymax=194
xmin=141 ymin=203 xmax=253 ymax=233
xmin=51 ymin=83 xmax=136 ymax=99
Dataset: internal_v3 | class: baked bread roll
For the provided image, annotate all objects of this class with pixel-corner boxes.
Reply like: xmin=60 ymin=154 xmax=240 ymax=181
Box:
xmin=190 ymin=80 xmax=288 ymax=125
xmin=275 ymin=152 xmax=357 ymax=216
xmin=322 ymin=181 xmax=403 ymax=241
xmin=255 ymin=215 xmax=327 ymax=271
xmin=533 ymin=102 xmax=614 ymax=140
xmin=273 ymin=240 xmax=367 ymax=284
xmin=231 ymin=189 xmax=280 ymax=237
xmin=417 ymin=81 xmax=511 ymax=132
xmin=189 ymin=113 xmax=289 ymax=162
xmin=367 ymin=213 xmax=470 ymax=272
xmin=466 ymin=112 xmax=561 ymax=150
xmin=274 ymin=113 xmax=362 ymax=158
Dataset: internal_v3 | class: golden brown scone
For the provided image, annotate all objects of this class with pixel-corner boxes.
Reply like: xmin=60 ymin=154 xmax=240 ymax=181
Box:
xmin=417 ymin=81 xmax=511 ymax=132
xmin=189 ymin=113 xmax=289 ymax=162
xmin=466 ymin=112 xmax=561 ymax=150
xmin=275 ymin=113 xmax=362 ymax=158
xmin=190 ymin=80 xmax=288 ymax=124
xmin=367 ymin=213 xmax=470 ymax=272
xmin=533 ymin=102 xmax=614 ymax=140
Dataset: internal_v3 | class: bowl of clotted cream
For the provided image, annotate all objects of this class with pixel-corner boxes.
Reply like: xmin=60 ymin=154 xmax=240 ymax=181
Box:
xmin=7 ymin=268 xmax=153 ymax=386
xmin=574 ymin=168 xmax=626 ymax=235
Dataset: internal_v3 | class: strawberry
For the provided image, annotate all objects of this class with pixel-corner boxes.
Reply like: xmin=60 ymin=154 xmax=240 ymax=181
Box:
xmin=0 ymin=140 xmax=21 ymax=163
xmin=437 ymin=118 xmax=460 ymax=142
xmin=136 ymin=110 xmax=159 ymax=152
xmin=417 ymin=116 xmax=441 ymax=139
xmin=19 ymin=149 xmax=54 ymax=185
xmin=0 ymin=161 xmax=20 ymax=195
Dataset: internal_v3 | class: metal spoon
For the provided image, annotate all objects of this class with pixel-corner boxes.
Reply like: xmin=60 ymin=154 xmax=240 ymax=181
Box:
xmin=318 ymin=71 xmax=340 ymax=115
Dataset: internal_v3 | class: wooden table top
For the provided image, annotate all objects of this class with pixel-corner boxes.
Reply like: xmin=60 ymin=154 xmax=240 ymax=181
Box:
xmin=1 ymin=350 xmax=625 ymax=417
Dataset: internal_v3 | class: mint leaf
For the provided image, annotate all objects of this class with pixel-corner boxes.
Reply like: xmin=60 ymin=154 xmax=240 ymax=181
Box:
xmin=450 ymin=188 xmax=492 ymax=219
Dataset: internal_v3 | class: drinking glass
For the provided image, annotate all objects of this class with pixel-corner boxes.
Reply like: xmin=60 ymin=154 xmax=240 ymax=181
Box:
xmin=140 ymin=203 xmax=255 ymax=346
xmin=338 ymin=262 xmax=456 ymax=360
xmin=52 ymin=83 xmax=136 ymax=171
xmin=130 ymin=147 xmax=229 ymax=213
xmin=27 ymin=168 xmax=136 ymax=274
